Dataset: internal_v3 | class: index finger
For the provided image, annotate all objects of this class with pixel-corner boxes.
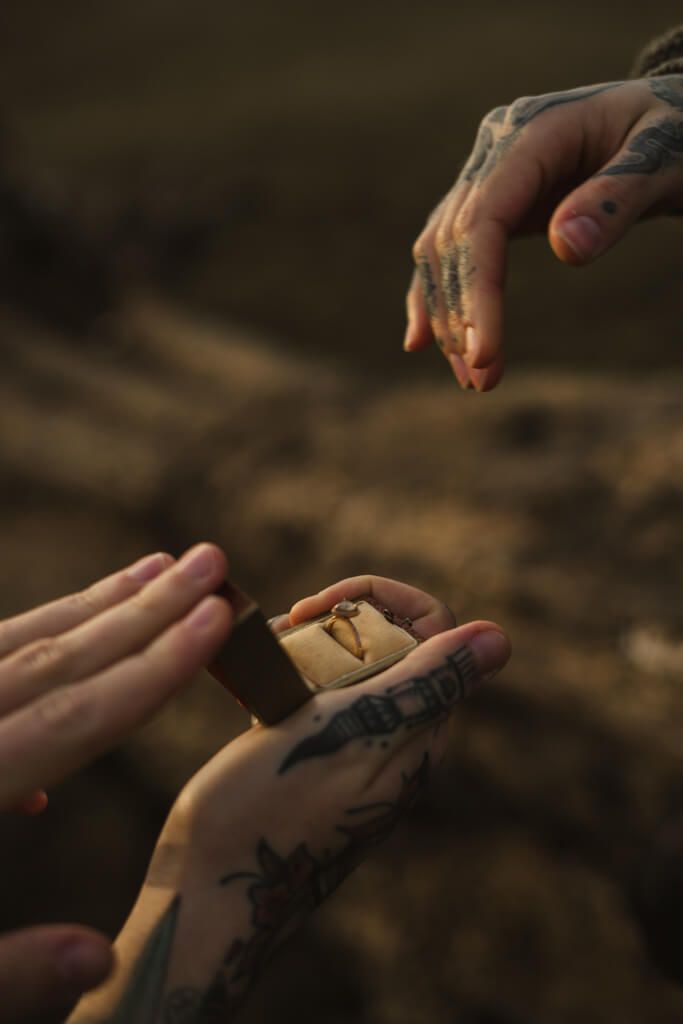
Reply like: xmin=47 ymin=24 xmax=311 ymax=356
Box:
xmin=288 ymin=575 xmax=457 ymax=638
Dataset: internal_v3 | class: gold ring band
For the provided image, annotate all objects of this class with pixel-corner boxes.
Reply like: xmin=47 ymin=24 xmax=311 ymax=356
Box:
xmin=323 ymin=613 xmax=364 ymax=659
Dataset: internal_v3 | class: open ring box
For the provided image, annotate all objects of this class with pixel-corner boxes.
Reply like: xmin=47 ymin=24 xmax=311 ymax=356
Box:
xmin=211 ymin=582 xmax=424 ymax=725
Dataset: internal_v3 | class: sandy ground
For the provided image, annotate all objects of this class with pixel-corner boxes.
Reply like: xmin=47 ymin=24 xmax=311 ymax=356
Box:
xmin=1 ymin=3 xmax=683 ymax=1022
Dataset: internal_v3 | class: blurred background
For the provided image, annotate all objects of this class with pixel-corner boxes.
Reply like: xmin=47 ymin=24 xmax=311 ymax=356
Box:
xmin=1 ymin=1 xmax=683 ymax=1021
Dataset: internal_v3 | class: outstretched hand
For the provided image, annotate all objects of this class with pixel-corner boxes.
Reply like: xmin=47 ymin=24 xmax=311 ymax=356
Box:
xmin=0 ymin=544 xmax=232 ymax=1021
xmin=405 ymin=75 xmax=683 ymax=390
xmin=72 ymin=576 xmax=510 ymax=1022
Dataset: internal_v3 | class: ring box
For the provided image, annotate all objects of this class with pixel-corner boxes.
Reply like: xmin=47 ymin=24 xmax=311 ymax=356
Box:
xmin=211 ymin=583 xmax=423 ymax=725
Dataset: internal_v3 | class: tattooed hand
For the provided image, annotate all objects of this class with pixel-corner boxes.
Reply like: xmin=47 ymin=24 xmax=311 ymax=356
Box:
xmin=405 ymin=75 xmax=683 ymax=390
xmin=70 ymin=576 xmax=510 ymax=1024
xmin=0 ymin=543 xmax=233 ymax=1022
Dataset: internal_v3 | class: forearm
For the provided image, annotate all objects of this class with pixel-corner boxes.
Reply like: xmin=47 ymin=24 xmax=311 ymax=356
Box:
xmin=67 ymin=823 xmax=259 ymax=1023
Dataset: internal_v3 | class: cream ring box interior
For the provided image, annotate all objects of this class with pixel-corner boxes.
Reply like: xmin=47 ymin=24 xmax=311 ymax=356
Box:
xmin=279 ymin=598 xmax=421 ymax=692
xmin=211 ymin=583 xmax=423 ymax=725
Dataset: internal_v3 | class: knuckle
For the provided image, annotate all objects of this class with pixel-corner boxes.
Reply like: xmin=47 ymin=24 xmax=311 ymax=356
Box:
xmin=14 ymin=637 xmax=66 ymax=679
xmin=35 ymin=683 xmax=92 ymax=733
xmin=71 ymin=585 xmax=103 ymax=618
xmin=434 ymin=225 xmax=453 ymax=259
xmin=453 ymin=199 xmax=478 ymax=234
xmin=412 ymin=235 xmax=428 ymax=265
xmin=508 ymin=94 xmax=535 ymax=122
xmin=483 ymin=104 xmax=509 ymax=126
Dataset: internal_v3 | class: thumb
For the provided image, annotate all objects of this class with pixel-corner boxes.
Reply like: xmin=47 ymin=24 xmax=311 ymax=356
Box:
xmin=0 ymin=924 xmax=113 ymax=1022
xmin=549 ymin=118 xmax=683 ymax=265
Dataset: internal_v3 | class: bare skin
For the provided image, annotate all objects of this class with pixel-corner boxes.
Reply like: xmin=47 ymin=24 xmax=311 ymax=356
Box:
xmin=68 ymin=577 xmax=510 ymax=1024
xmin=405 ymin=75 xmax=683 ymax=390
xmin=0 ymin=543 xmax=233 ymax=1021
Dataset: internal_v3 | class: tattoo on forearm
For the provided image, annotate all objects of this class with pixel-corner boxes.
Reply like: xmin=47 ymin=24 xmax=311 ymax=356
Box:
xmin=278 ymin=646 xmax=476 ymax=774
xmin=86 ymin=896 xmax=181 ymax=1024
xmin=648 ymin=76 xmax=683 ymax=113
xmin=163 ymin=756 xmax=431 ymax=1022
xmin=599 ymin=117 xmax=683 ymax=177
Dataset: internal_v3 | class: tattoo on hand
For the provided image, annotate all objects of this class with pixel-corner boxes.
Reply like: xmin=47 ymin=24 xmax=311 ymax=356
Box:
xmin=463 ymin=123 xmax=495 ymax=182
xmin=599 ymin=117 xmax=683 ymax=177
xmin=442 ymin=241 xmax=475 ymax=319
xmin=163 ymin=756 xmax=431 ymax=1022
xmin=507 ymin=83 xmax=619 ymax=130
xmin=278 ymin=646 xmax=477 ymax=774
xmin=648 ymin=76 xmax=683 ymax=113
xmin=463 ymin=83 xmax=621 ymax=186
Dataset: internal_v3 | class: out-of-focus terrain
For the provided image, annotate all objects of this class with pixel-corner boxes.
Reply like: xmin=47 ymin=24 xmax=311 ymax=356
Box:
xmin=0 ymin=3 xmax=682 ymax=1022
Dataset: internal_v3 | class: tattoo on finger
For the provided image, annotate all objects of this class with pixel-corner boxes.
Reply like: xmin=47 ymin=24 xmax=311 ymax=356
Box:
xmin=463 ymin=123 xmax=495 ymax=182
xmin=279 ymin=646 xmax=477 ymax=774
xmin=464 ymin=83 xmax=622 ymax=186
xmin=599 ymin=117 xmax=683 ymax=177
xmin=441 ymin=242 xmax=476 ymax=321
xmin=508 ymin=83 xmax=620 ymax=129
xmin=417 ymin=257 xmax=438 ymax=320
xmin=648 ymin=76 xmax=683 ymax=113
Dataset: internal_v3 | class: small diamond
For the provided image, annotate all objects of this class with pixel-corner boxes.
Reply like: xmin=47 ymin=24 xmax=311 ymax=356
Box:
xmin=332 ymin=599 xmax=359 ymax=617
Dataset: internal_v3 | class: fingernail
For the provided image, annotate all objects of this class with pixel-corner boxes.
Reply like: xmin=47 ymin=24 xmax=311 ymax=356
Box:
xmin=447 ymin=352 xmax=473 ymax=389
xmin=469 ymin=630 xmax=511 ymax=680
xmin=464 ymin=326 xmax=481 ymax=367
xmin=60 ymin=940 xmax=112 ymax=993
xmin=267 ymin=613 xmax=289 ymax=629
xmin=186 ymin=595 xmax=221 ymax=632
xmin=128 ymin=552 xmax=171 ymax=583
xmin=180 ymin=543 xmax=216 ymax=581
xmin=556 ymin=215 xmax=603 ymax=261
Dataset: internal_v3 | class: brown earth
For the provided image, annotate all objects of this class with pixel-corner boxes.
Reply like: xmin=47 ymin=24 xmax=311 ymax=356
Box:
xmin=0 ymin=3 xmax=683 ymax=1023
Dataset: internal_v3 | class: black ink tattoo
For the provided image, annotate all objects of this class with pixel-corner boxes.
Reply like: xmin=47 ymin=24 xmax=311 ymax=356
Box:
xmin=601 ymin=200 xmax=617 ymax=215
xmin=442 ymin=241 xmax=476 ymax=318
xmin=106 ymin=896 xmax=181 ymax=1023
xmin=648 ymin=76 xmax=683 ymax=113
xmin=464 ymin=84 xmax=622 ymax=185
xmin=278 ymin=647 xmax=477 ymax=773
xmin=488 ymin=105 xmax=507 ymax=125
xmin=163 ymin=757 xmax=431 ymax=1022
xmin=443 ymin=251 xmax=463 ymax=317
xmin=599 ymin=117 xmax=683 ymax=177
xmin=463 ymin=123 xmax=495 ymax=182
xmin=417 ymin=257 xmax=438 ymax=319
xmin=508 ymin=83 xmax=620 ymax=130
